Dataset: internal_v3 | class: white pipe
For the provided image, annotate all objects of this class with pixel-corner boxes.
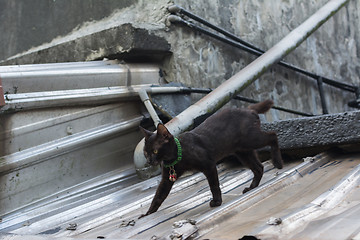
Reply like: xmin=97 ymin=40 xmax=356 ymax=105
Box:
xmin=138 ymin=88 xmax=162 ymax=128
xmin=134 ymin=0 xmax=350 ymax=177
xmin=1 ymin=85 xmax=187 ymax=113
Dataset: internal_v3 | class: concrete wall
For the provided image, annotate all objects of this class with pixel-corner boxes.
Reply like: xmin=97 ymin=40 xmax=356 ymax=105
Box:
xmin=166 ymin=0 xmax=360 ymax=120
xmin=1 ymin=0 xmax=359 ymax=120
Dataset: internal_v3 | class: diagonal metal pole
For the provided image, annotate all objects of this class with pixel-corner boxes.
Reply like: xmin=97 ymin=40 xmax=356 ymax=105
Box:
xmin=134 ymin=0 xmax=350 ymax=177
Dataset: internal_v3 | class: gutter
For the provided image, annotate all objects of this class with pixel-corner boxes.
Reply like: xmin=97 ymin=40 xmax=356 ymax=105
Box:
xmin=0 ymin=85 xmax=189 ymax=113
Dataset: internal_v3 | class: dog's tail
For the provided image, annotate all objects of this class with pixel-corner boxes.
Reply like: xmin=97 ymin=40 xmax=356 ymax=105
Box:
xmin=248 ymin=99 xmax=273 ymax=114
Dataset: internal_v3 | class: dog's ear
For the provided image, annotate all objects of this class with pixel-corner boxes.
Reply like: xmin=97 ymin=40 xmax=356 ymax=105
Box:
xmin=157 ymin=124 xmax=173 ymax=141
xmin=139 ymin=126 xmax=153 ymax=141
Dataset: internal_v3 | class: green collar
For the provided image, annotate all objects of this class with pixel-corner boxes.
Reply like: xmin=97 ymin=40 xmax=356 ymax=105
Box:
xmin=164 ymin=137 xmax=182 ymax=168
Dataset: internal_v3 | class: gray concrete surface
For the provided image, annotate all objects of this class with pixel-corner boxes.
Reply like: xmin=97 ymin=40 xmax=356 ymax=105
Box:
xmin=1 ymin=23 xmax=171 ymax=64
xmin=262 ymin=110 xmax=360 ymax=157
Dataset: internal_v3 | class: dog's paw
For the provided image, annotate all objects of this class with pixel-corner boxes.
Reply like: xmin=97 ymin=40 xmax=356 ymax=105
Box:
xmin=210 ymin=199 xmax=222 ymax=207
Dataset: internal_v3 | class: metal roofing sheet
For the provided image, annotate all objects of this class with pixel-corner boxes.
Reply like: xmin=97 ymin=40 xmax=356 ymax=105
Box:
xmin=1 ymin=151 xmax=359 ymax=239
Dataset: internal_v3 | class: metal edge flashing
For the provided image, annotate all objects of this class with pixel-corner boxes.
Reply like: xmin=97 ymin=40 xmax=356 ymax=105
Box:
xmin=0 ymin=60 xmax=118 ymax=73
xmin=0 ymin=61 xmax=162 ymax=94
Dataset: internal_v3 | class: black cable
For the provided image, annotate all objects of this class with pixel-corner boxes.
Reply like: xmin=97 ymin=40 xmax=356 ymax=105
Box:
xmin=168 ymin=5 xmax=266 ymax=54
xmin=184 ymin=87 xmax=315 ymax=117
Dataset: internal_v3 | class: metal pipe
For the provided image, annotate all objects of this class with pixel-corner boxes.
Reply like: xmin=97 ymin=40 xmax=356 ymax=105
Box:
xmin=167 ymin=15 xmax=263 ymax=60
xmin=168 ymin=3 xmax=358 ymax=110
xmin=189 ymin=87 xmax=315 ymax=117
xmin=1 ymin=85 xmax=188 ymax=113
xmin=134 ymin=0 xmax=349 ymax=177
xmin=138 ymin=88 xmax=162 ymax=128
xmin=2 ymin=81 xmax=311 ymax=116
xmin=168 ymin=9 xmax=357 ymax=93
xmin=168 ymin=5 xmax=264 ymax=53
xmin=167 ymin=0 xmax=349 ymax=133
xmin=316 ymin=77 xmax=329 ymax=114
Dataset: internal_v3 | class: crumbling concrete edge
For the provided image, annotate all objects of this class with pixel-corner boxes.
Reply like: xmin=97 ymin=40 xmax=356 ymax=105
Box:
xmin=262 ymin=110 xmax=360 ymax=151
xmin=0 ymin=23 xmax=171 ymax=65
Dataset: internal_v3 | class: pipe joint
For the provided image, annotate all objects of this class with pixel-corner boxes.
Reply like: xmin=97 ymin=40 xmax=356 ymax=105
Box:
xmin=167 ymin=5 xmax=182 ymax=14
xmin=167 ymin=15 xmax=183 ymax=24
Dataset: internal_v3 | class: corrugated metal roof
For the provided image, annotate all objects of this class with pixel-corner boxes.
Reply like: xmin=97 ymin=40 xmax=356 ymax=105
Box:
xmin=1 ymin=151 xmax=359 ymax=239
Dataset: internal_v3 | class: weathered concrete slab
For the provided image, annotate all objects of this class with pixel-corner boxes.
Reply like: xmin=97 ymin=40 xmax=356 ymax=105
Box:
xmin=2 ymin=24 xmax=171 ymax=65
xmin=262 ymin=110 xmax=360 ymax=156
